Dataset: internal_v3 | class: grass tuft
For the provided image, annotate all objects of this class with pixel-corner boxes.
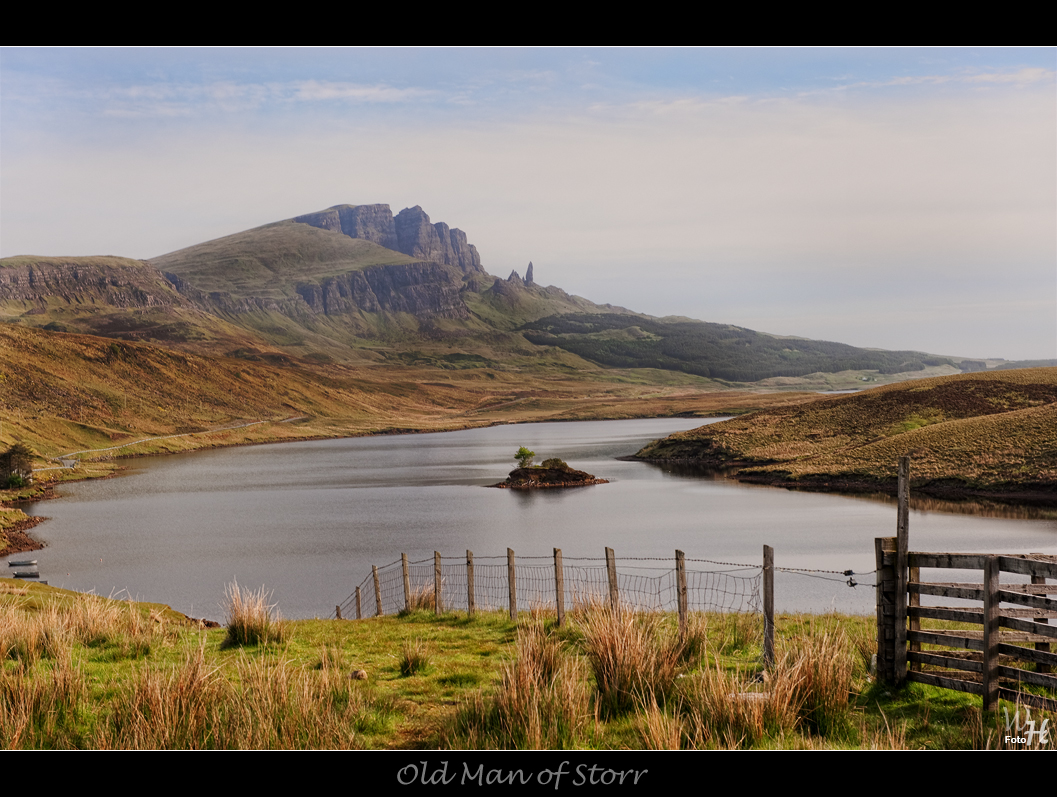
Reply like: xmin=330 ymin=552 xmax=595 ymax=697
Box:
xmin=446 ymin=623 xmax=591 ymax=749
xmin=576 ymin=604 xmax=684 ymax=716
xmin=223 ymin=581 xmax=287 ymax=648
xmin=399 ymin=638 xmax=431 ymax=676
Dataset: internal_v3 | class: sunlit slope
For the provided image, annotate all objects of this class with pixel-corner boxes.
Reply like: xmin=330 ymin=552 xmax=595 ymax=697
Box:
xmin=635 ymin=368 xmax=1057 ymax=499
xmin=153 ymin=220 xmax=418 ymax=300
xmin=2 ymin=325 xmax=800 ymax=460
xmin=0 ymin=255 xmax=279 ymax=357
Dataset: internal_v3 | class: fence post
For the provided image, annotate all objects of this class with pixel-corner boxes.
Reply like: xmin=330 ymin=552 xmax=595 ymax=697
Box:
xmin=434 ymin=551 xmax=443 ymax=616
xmin=355 ymin=586 xmax=362 ymax=620
xmin=875 ymin=537 xmax=896 ymax=683
xmin=372 ymin=565 xmax=383 ymax=617
xmin=402 ymin=553 xmax=411 ymax=613
xmin=335 ymin=604 xmax=342 ymax=621
xmin=554 ymin=548 xmax=565 ymax=627
xmin=894 ymin=456 xmax=910 ymax=686
xmin=508 ymin=548 xmax=517 ymax=622
xmin=763 ymin=544 xmax=774 ymax=669
xmin=982 ymin=555 xmax=1000 ymax=712
xmin=467 ymin=549 xmax=475 ymax=619
xmin=606 ymin=547 xmax=619 ymax=612
xmin=676 ymin=549 xmax=687 ymax=639
xmin=1031 ymin=554 xmax=1051 ymax=674
xmin=909 ymin=563 xmax=920 ymax=672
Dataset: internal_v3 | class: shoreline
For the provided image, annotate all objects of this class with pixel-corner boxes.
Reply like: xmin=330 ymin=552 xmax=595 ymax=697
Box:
xmin=632 ymin=456 xmax=1057 ymax=508
xmin=0 ymin=514 xmax=48 ymax=556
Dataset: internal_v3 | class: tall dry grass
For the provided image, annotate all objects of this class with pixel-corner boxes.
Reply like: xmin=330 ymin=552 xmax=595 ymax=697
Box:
xmin=576 ymin=604 xmax=685 ymax=716
xmin=224 ymin=581 xmax=286 ymax=647
xmin=780 ymin=630 xmax=855 ymax=736
xmin=400 ymin=584 xmax=436 ymax=615
xmin=447 ymin=623 xmax=591 ymax=749
xmin=1 ymin=595 xmax=167 ymax=670
xmin=97 ymin=645 xmax=390 ymax=749
xmin=0 ymin=647 xmax=87 ymax=748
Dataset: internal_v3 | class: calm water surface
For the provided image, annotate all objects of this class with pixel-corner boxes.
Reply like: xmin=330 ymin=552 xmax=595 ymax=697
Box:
xmin=14 ymin=418 xmax=1057 ymax=619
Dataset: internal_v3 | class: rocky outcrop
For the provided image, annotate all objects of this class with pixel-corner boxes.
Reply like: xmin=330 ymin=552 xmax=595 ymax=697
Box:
xmin=0 ymin=258 xmax=191 ymax=310
xmin=525 ymin=262 xmax=534 ymax=285
xmin=163 ymin=272 xmax=302 ymax=317
xmin=294 ymin=204 xmax=398 ymax=249
xmin=165 ymin=261 xmax=470 ymax=321
xmin=294 ymin=203 xmax=483 ymax=274
xmin=491 ymin=465 xmax=608 ymax=489
xmin=295 ymin=262 xmax=470 ymax=319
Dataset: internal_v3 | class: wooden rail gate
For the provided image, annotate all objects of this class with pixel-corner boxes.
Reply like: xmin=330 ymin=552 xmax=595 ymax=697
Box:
xmin=875 ymin=459 xmax=1057 ymax=712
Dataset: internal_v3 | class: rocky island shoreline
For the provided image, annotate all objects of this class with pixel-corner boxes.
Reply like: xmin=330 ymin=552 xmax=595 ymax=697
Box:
xmin=490 ymin=452 xmax=608 ymax=489
xmin=491 ymin=465 xmax=609 ymax=489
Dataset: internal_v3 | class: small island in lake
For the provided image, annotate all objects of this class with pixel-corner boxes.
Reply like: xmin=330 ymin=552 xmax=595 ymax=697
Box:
xmin=490 ymin=449 xmax=608 ymax=489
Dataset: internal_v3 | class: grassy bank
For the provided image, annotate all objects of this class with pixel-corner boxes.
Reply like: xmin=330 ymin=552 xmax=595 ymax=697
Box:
xmin=2 ymin=580 xmax=1046 ymax=749
xmin=635 ymin=368 xmax=1057 ymax=504
xmin=1 ymin=324 xmax=816 ymax=463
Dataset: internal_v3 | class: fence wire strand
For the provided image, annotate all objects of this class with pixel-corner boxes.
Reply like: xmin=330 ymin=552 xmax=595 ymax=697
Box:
xmin=337 ymin=555 xmax=761 ymax=619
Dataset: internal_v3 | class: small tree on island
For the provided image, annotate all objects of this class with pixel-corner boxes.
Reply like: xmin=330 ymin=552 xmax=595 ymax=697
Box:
xmin=514 ymin=446 xmax=535 ymax=468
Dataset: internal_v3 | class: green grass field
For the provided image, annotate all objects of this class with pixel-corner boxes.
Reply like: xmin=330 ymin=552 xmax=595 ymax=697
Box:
xmin=2 ymin=579 xmax=1048 ymax=750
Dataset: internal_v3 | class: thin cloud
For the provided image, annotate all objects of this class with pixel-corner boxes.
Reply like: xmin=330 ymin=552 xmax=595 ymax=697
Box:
xmin=284 ymin=80 xmax=436 ymax=103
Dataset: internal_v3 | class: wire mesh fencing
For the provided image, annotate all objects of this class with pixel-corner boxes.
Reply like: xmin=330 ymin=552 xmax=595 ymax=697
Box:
xmin=335 ymin=549 xmax=763 ymax=621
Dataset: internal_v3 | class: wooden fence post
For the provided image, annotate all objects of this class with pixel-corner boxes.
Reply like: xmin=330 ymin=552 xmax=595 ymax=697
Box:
xmin=402 ymin=553 xmax=411 ymax=613
xmin=335 ymin=604 xmax=342 ymax=620
xmin=508 ymin=548 xmax=517 ymax=622
xmin=434 ymin=551 xmax=443 ymax=616
xmin=676 ymin=549 xmax=687 ymax=639
xmin=355 ymin=586 xmax=362 ymax=620
xmin=909 ymin=563 xmax=920 ymax=672
xmin=606 ymin=547 xmax=619 ymax=612
xmin=894 ymin=456 xmax=910 ymax=686
xmin=372 ymin=565 xmax=383 ymax=617
xmin=763 ymin=544 xmax=774 ymax=669
xmin=1031 ymin=554 xmax=1051 ymax=674
xmin=554 ymin=548 xmax=565 ymax=627
xmin=466 ymin=549 xmax=475 ymax=619
xmin=982 ymin=555 xmax=1000 ymax=712
xmin=875 ymin=537 xmax=897 ymax=683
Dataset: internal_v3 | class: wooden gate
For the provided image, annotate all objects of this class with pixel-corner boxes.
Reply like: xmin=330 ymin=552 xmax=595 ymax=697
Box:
xmin=875 ymin=459 xmax=1057 ymax=711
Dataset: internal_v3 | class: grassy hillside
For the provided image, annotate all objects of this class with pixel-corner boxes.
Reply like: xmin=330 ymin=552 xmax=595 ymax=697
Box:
xmin=152 ymin=220 xmax=418 ymax=299
xmin=4 ymin=579 xmax=1037 ymax=750
xmin=0 ymin=255 xmax=292 ymax=358
xmin=520 ymin=313 xmax=961 ymax=382
xmin=3 ymin=209 xmax=986 ymax=385
xmin=0 ymin=323 xmax=813 ymax=462
xmin=635 ymin=368 xmax=1057 ymax=503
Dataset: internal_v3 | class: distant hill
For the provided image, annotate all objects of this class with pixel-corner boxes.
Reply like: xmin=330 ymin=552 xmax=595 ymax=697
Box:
xmin=2 ymin=201 xmax=978 ymax=385
xmin=519 ymin=313 xmax=952 ymax=382
xmin=634 ymin=368 xmax=1057 ymax=504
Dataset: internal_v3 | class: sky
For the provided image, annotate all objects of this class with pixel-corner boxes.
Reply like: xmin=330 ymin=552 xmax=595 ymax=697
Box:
xmin=2 ymin=47 xmax=1054 ymax=360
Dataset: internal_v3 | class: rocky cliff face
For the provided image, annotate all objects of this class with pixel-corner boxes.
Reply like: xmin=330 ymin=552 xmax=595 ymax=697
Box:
xmin=294 ymin=204 xmax=399 ymax=250
xmin=166 ymin=261 xmax=469 ymax=321
xmin=295 ymin=204 xmax=483 ymax=274
xmin=0 ymin=258 xmax=191 ymax=310
xmin=295 ymin=262 xmax=470 ymax=319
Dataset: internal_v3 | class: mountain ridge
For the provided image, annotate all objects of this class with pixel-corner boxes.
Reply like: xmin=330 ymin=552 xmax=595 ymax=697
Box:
xmin=1 ymin=202 xmax=1004 ymax=384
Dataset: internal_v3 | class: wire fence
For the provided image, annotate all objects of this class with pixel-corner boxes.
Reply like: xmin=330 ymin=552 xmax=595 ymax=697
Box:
xmin=336 ymin=552 xmax=763 ymax=621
